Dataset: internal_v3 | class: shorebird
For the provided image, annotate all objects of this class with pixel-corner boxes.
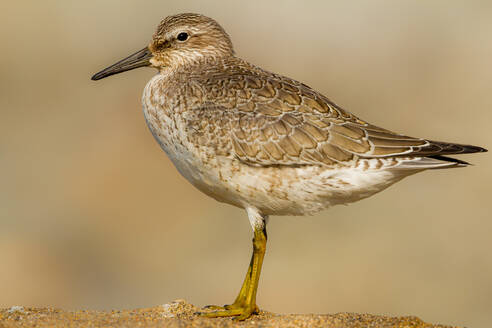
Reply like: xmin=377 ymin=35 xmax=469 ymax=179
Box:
xmin=92 ymin=13 xmax=486 ymax=320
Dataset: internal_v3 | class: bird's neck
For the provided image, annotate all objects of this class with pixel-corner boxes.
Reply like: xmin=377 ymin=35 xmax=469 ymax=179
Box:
xmin=158 ymin=54 xmax=237 ymax=79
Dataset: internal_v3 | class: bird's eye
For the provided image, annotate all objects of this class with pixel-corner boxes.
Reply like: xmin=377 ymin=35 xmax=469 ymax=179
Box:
xmin=177 ymin=32 xmax=189 ymax=42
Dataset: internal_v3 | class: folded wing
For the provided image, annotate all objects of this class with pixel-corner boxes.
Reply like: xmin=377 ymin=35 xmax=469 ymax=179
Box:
xmin=185 ymin=73 xmax=486 ymax=168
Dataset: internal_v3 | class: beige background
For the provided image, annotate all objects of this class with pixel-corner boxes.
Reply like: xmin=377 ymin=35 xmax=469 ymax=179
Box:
xmin=1 ymin=1 xmax=491 ymax=327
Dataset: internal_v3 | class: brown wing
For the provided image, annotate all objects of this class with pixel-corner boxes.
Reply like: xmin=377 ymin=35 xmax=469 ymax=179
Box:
xmin=186 ymin=72 xmax=485 ymax=166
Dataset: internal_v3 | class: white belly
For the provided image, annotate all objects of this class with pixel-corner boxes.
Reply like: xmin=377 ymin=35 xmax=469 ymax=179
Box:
xmin=195 ymin=160 xmax=418 ymax=216
xmin=141 ymin=76 xmax=418 ymax=216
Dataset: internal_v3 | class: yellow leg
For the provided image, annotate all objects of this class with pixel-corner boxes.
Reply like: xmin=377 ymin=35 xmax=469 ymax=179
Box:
xmin=198 ymin=225 xmax=267 ymax=320
xmin=202 ymin=255 xmax=253 ymax=311
xmin=229 ymin=253 xmax=254 ymax=308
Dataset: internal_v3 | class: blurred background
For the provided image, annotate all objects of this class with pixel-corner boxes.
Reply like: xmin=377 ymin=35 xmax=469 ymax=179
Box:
xmin=1 ymin=1 xmax=491 ymax=327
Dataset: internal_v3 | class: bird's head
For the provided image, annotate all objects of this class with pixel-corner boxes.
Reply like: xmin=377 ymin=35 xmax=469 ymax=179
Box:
xmin=91 ymin=13 xmax=234 ymax=81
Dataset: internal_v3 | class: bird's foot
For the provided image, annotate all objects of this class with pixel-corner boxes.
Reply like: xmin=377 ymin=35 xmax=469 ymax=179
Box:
xmin=197 ymin=302 xmax=259 ymax=320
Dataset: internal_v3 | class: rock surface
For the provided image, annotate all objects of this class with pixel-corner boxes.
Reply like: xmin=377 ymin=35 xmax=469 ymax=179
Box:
xmin=0 ymin=300 xmax=458 ymax=328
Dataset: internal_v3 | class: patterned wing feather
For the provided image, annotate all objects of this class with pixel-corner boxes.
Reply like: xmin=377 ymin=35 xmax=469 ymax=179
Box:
xmin=186 ymin=70 xmax=486 ymax=167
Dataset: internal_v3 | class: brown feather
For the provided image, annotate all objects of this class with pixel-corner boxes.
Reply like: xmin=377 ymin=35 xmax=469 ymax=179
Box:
xmin=176 ymin=57 xmax=486 ymax=167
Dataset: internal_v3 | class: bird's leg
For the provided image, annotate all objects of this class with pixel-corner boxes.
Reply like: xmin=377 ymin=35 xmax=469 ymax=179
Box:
xmin=225 ymin=251 xmax=255 ymax=309
xmin=202 ymin=255 xmax=253 ymax=311
xmin=234 ymin=226 xmax=266 ymax=319
xmin=199 ymin=209 xmax=267 ymax=320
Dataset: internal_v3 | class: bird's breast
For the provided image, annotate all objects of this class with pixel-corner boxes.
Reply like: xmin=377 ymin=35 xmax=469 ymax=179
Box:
xmin=141 ymin=75 xmax=241 ymax=206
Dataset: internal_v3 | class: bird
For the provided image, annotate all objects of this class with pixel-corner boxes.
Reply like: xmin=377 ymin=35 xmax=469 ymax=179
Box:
xmin=91 ymin=13 xmax=486 ymax=320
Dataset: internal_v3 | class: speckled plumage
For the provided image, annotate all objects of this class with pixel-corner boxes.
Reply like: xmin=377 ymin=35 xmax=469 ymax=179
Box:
xmin=139 ymin=14 xmax=484 ymax=217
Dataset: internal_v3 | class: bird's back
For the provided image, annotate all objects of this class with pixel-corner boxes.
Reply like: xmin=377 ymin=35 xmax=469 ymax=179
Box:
xmin=160 ymin=56 xmax=486 ymax=168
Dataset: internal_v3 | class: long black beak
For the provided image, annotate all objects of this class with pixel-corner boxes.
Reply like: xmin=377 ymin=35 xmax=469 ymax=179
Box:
xmin=91 ymin=47 xmax=152 ymax=81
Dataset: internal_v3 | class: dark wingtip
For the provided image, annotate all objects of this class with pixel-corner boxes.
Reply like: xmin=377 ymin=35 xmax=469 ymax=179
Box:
xmin=428 ymin=155 xmax=471 ymax=166
xmin=462 ymin=145 xmax=487 ymax=154
xmin=426 ymin=144 xmax=486 ymax=167
xmin=430 ymin=142 xmax=488 ymax=155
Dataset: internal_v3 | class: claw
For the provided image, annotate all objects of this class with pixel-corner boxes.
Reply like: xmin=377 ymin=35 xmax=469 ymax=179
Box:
xmin=198 ymin=308 xmax=242 ymax=318
xmin=198 ymin=304 xmax=259 ymax=321
xmin=202 ymin=305 xmax=225 ymax=310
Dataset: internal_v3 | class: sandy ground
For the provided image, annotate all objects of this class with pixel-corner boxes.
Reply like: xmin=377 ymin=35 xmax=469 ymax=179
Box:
xmin=0 ymin=300 xmax=458 ymax=328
